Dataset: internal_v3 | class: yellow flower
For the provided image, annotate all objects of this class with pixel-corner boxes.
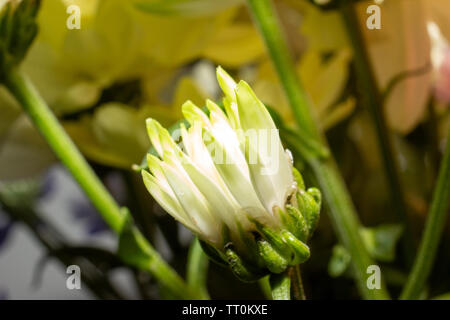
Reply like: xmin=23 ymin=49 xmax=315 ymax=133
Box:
xmin=0 ymin=0 xmax=267 ymax=175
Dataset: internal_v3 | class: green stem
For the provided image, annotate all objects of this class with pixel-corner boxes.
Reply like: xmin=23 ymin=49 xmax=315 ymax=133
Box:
xmin=4 ymin=69 xmax=124 ymax=233
xmin=4 ymin=68 xmax=197 ymax=299
xmin=246 ymin=0 xmax=389 ymax=299
xmin=246 ymin=0 xmax=319 ymax=140
xmin=269 ymin=272 xmax=291 ymax=300
xmin=400 ymin=129 xmax=450 ymax=299
xmin=340 ymin=0 xmax=415 ymax=265
xmin=258 ymin=276 xmax=273 ymax=300
xmin=289 ymin=265 xmax=306 ymax=300
xmin=186 ymin=237 xmax=210 ymax=299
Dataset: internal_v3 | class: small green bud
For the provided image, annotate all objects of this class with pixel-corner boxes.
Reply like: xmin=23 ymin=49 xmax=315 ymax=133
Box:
xmin=292 ymin=167 xmax=305 ymax=190
xmin=257 ymin=239 xmax=288 ymax=274
xmin=280 ymin=230 xmax=310 ymax=265
xmin=297 ymin=187 xmax=321 ymax=236
xmin=250 ymin=218 xmax=293 ymax=261
xmin=284 ymin=205 xmax=309 ymax=242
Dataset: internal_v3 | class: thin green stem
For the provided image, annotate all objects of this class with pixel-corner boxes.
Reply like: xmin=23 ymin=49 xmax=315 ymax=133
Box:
xmin=400 ymin=129 xmax=450 ymax=299
xmin=246 ymin=0 xmax=319 ymax=140
xmin=246 ymin=0 xmax=389 ymax=299
xmin=289 ymin=265 xmax=306 ymax=300
xmin=187 ymin=237 xmax=210 ymax=299
xmin=3 ymin=68 xmax=198 ymax=299
xmin=340 ymin=0 xmax=415 ymax=265
xmin=4 ymin=69 xmax=124 ymax=233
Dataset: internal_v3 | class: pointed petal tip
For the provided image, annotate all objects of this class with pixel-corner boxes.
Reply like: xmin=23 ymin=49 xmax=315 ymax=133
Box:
xmin=146 ymin=152 xmax=159 ymax=165
xmin=216 ymin=66 xmax=237 ymax=100
xmin=145 ymin=118 xmax=162 ymax=136
xmin=145 ymin=117 xmax=159 ymax=128
xmin=141 ymin=169 xmax=154 ymax=192
xmin=205 ymin=99 xmax=220 ymax=112
xmin=181 ymin=100 xmax=197 ymax=114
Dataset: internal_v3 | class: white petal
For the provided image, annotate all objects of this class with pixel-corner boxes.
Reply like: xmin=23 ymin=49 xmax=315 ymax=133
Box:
xmin=161 ymin=151 xmax=221 ymax=244
xmin=142 ymin=170 xmax=199 ymax=234
xmin=146 ymin=118 xmax=179 ymax=158
xmin=177 ymin=151 xmax=241 ymax=232
xmin=208 ymin=135 xmax=267 ymax=218
xmin=182 ymin=100 xmax=210 ymax=127
xmin=235 ymin=81 xmax=294 ymax=213
xmin=216 ymin=66 xmax=237 ymax=102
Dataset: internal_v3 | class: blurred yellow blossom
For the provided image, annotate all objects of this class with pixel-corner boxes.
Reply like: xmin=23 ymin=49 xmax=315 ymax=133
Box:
xmin=64 ymin=77 xmax=208 ymax=168
xmin=0 ymin=0 xmax=265 ymax=176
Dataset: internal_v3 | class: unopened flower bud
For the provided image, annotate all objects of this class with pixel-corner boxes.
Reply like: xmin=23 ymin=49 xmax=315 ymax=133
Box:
xmin=141 ymin=67 xmax=322 ymax=281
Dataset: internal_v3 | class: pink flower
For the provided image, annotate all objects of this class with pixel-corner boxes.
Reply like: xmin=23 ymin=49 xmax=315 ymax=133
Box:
xmin=428 ymin=22 xmax=450 ymax=104
xmin=434 ymin=48 xmax=450 ymax=103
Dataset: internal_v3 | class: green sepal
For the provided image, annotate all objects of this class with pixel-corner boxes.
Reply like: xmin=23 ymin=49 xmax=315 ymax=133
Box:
xmin=236 ymin=221 xmax=264 ymax=268
xmin=198 ymin=239 xmax=228 ymax=267
xmin=257 ymin=238 xmax=288 ymax=274
xmin=280 ymin=230 xmax=310 ymax=265
xmin=297 ymin=188 xmax=321 ymax=236
xmin=250 ymin=218 xmax=292 ymax=261
xmin=328 ymin=244 xmax=351 ymax=278
xmin=284 ymin=205 xmax=309 ymax=242
xmin=225 ymin=246 xmax=267 ymax=282
xmin=292 ymin=167 xmax=305 ymax=190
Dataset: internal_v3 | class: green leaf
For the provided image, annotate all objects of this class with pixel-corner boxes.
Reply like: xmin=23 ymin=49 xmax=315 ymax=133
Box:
xmin=360 ymin=224 xmax=403 ymax=262
xmin=328 ymin=224 xmax=403 ymax=278
xmin=328 ymin=244 xmax=351 ymax=278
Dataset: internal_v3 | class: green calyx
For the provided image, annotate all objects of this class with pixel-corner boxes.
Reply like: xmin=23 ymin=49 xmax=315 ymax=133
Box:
xmin=199 ymin=167 xmax=322 ymax=282
xmin=0 ymin=0 xmax=40 ymax=80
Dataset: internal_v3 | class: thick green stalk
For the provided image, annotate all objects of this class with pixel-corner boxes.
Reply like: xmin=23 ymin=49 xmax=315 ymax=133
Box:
xmin=258 ymin=276 xmax=273 ymax=300
xmin=340 ymin=0 xmax=415 ymax=266
xmin=246 ymin=0 xmax=389 ymax=299
xmin=4 ymin=68 xmax=197 ymax=299
xmin=400 ymin=129 xmax=450 ymax=299
xmin=270 ymin=272 xmax=291 ymax=300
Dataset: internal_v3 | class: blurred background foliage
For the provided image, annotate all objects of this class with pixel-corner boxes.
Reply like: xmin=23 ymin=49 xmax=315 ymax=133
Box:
xmin=1 ymin=0 xmax=450 ymax=299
